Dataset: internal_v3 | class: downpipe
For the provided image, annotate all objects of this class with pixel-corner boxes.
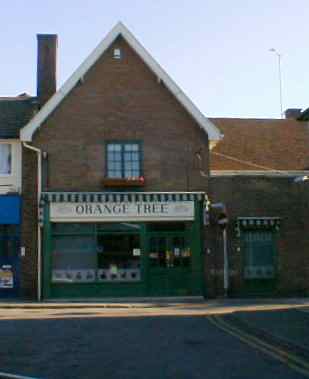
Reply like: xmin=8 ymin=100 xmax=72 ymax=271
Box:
xmin=23 ymin=142 xmax=42 ymax=301
xmin=222 ymin=228 xmax=229 ymax=297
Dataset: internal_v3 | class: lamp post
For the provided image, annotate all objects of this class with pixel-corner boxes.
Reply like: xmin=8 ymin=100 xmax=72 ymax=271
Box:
xmin=269 ymin=48 xmax=283 ymax=118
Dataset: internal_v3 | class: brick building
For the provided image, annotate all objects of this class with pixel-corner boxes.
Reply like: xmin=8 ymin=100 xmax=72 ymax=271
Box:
xmin=0 ymin=95 xmax=36 ymax=297
xmin=19 ymin=23 xmax=221 ymax=299
xmin=0 ymin=23 xmax=308 ymax=300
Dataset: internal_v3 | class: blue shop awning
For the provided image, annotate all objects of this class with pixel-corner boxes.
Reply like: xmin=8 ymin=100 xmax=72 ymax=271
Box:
xmin=0 ymin=195 xmax=21 ymax=224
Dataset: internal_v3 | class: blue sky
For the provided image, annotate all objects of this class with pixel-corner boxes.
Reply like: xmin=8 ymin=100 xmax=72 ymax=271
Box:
xmin=1 ymin=0 xmax=309 ymax=118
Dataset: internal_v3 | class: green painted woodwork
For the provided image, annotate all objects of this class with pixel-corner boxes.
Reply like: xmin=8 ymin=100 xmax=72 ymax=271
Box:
xmin=42 ymin=199 xmax=205 ymax=299
xmin=43 ymin=204 xmax=52 ymax=299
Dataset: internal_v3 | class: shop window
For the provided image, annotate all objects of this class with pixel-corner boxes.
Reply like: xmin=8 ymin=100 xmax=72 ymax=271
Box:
xmin=51 ymin=223 xmax=142 ymax=283
xmin=97 ymin=234 xmax=141 ymax=282
xmin=52 ymin=223 xmax=95 ymax=235
xmin=97 ymin=223 xmax=141 ymax=233
xmin=52 ymin=235 xmax=97 ymax=283
xmin=106 ymin=142 xmax=141 ymax=179
xmin=0 ymin=144 xmax=12 ymax=175
xmin=148 ymin=222 xmax=188 ymax=232
xmin=0 ymin=235 xmax=18 ymax=261
xmin=0 ymin=225 xmax=19 ymax=236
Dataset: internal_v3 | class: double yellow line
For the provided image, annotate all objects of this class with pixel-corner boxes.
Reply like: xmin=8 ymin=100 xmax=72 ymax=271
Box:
xmin=208 ymin=315 xmax=309 ymax=378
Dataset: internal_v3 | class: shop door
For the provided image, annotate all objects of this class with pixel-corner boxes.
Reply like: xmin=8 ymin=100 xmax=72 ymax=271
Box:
xmin=0 ymin=226 xmax=20 ymax=298
xmin=147 ymin=232 xmax=192 ymax=296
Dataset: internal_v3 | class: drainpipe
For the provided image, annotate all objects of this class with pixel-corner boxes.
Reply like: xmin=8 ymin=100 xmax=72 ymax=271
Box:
xmin=23 ymin=142 xmax=42 ymax=301
xmin=222 ymin=228 xmax=229 ymax=297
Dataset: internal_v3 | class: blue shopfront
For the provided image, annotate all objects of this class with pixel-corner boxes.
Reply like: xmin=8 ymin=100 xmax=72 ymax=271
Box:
xmin=0 ymin=195 xmax=21 ymax=298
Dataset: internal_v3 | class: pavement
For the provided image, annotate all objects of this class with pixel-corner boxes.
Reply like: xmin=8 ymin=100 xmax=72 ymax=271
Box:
xmin=0 ymin=297 xmax=308 ymax=321
xmin=0 ymin=296 xmax=309 ymax=309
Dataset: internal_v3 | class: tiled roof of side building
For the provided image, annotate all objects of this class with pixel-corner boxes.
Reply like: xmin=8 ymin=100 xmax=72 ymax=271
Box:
xmin=0 ymin=95 xmax=37 ymax=139
xmin=209 ymin=118 xmax=309 ymax=171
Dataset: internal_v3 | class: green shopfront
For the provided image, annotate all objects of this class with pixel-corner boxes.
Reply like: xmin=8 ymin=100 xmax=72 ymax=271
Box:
xmin=41 ymin=192 xmax=206 ymax=299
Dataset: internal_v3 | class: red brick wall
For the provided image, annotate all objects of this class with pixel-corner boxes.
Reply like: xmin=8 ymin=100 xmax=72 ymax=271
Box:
xmin=34 ymin=36 xmax=209 ymax=192
xmin=21 ymin=36 xmax=210 ymax=298
xmin=21 ymin=149 xmax=38 ymax=298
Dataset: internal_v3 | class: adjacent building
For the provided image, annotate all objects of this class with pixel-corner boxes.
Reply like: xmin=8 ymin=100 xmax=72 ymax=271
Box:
xmin=0 ymin=94 xmax=36 ymax=297
xmin=207 ymin=116 xmax=309 ymax=297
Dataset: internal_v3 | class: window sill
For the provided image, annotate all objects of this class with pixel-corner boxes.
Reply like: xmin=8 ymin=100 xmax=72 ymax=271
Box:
xmin=102 ymin=177 xmax=145 ymax=188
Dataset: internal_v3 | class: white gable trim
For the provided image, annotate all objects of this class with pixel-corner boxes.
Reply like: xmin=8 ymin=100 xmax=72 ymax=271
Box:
xmin=20 ymin=22 xmax=222 ymax=144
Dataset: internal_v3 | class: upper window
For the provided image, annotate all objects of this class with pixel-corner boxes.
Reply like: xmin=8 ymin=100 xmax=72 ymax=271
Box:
xmin=106 ymin=142 xmax=141 ymax=179
xmin=0 ymin=144 xmax=12 ymax=175
xmin=113 ymin=48 xmax=122 ymax=59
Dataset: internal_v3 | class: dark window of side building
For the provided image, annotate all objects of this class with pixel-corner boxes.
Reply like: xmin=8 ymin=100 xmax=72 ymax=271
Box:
xmin=106 ymin=142 xmax=142 ymax=179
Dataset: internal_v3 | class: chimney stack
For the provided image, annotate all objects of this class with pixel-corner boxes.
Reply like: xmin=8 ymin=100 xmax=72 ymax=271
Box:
xmin=284 ymin=108 xmax=302 ymax=120
xmin=37 ymin=34 xmax=57 ymax=107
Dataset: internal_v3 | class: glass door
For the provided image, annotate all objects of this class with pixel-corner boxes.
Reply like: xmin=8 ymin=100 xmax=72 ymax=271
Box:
xmin=148 ymin=233 xmax=191 ymax=269
xmin=147 ymin=232 xmax=192 ymax=296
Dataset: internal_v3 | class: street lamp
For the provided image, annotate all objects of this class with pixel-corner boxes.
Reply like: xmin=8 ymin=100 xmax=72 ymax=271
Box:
xmin=269 ymin=48 xmax=283 ymax=118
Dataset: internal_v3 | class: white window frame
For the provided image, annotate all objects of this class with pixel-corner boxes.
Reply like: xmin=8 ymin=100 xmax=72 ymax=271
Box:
xmin=0 ymin=140 xmax=22 ymax=193
xmin=0 ymin=142 xmax=13 ymax=177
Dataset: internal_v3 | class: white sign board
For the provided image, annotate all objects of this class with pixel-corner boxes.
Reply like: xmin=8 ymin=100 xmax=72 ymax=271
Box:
xmin=50 ymin=201 xmax=195 ymax=222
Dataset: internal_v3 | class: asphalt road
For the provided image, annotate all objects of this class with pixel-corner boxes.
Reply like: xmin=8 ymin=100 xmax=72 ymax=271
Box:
xmin=0 ymin=309 xmax=306 ymax=379
xmin=224 ymin=308 xmax=309 ymax=351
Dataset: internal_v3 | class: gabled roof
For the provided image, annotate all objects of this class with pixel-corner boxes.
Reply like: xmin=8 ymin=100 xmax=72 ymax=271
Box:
xmin=20 ymin=22 xmax=222 ymax=145
xmin=0 ymin=95 xmax=37 ymax=139
xmin=210 ymin=117 xmax=309 ymax=171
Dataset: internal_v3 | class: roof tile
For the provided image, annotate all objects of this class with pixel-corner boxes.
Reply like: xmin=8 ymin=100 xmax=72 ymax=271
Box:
xmin=210 ymin=118 xmax=309 ymax=171
xmin=0 ymin=97 xmax=37 ymax=138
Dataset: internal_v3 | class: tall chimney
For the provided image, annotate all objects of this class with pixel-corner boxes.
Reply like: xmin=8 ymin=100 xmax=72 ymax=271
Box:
xmin=37 ymin=34 xmax=57 ymax=107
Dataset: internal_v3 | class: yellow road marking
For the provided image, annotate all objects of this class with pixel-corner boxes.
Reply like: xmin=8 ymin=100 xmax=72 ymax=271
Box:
xmin=208 ymin=315 xmax=309 ymax=378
